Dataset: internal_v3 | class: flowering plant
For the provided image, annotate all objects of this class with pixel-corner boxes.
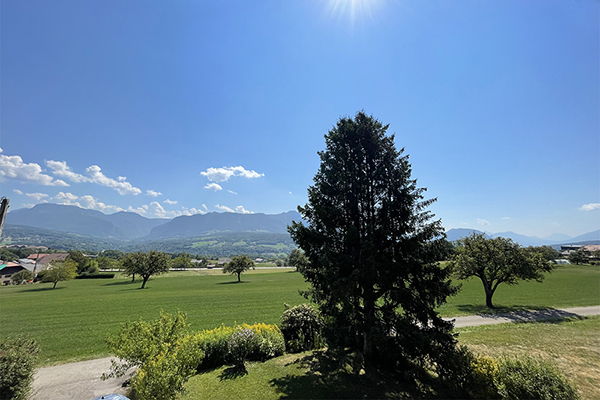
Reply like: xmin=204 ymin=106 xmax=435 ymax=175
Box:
xmin=227 ymin=327 xmax=256 ymax=368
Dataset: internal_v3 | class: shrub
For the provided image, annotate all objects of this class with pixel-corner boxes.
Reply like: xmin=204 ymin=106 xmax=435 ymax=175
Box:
xmin=11 ymin=270 xmax=34 ymax=285
xmin=75 ymin=273 xmax=115 ymax=279
xmin=130 ymin=334 xmax=203 ymax=400
xmin=228 ymin=327 xmax=257 ymax=369
xmin=103 ymin=311 xmax=204 ymax=400
xmin=495 ymin=356 xmax=579 ymax=400
xmin=280 ymin=303 xmax=323 ymax=352
xmin=0 ymin=336 xmax=39 ymax=400
xmin=197 ymin=323 xmax=284 ymax=369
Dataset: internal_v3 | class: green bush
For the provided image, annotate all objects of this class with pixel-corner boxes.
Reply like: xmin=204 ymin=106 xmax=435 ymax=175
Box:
xmin=103 ymin=311 xmax=204 ymax=400
xmin=227 ymin=327 xmax=258 ymax=369
xmin=0 ymin=336 xmax=39 ymax=400
xmin=10 ymin=270 xmax=34 ymax=285
xmin=495 ymin=356 xmax=579 ymax=400
xmin=280 ymin=303 xmax=323 ymax=352
xmin=196 ymin=323 xmax=284 ymax=369
xmin=75 ymin=273 xmax=115 ymax=279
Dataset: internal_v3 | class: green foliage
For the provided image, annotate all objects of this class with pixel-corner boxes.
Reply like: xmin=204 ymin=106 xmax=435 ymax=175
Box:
xmin=197 ymin=323 xmax=285 ymax=369
xmin=288 ymin=248 xmax=309 ymax=272
xmin=104 ymin=311 xmax=204 ymax=400
xmin=10 ymin=269 xmax=34 ymax=284
xmin=449 ymin=233 xmax=555 ymax=308
xmin=526 ymin=246 xmax=560 ymax=262
xmin=227 ymin=327 xmax=258 ymax=369
xmin=280 ymin=304 xmax=323 ymax=353
xmin=67 ymin=250 xmax=96 ymax=275
xmin=289 ymin=111 xmax=457 ymax=374
xmin=495 ymin=356 xmax=579 ymax=400
xmin=171 ymin=254 xmax=193 ymax=269
xmin=0 ymin=335 xmax=39 ymax=400
xmin=121 ymin=251 xmax=171 ymax=288
xmin=0 ymin=248 xmax=19 ymax=261
xmin=74 ymin=273 xmax=115 ymax=279
xmin=223 ymin=255 xmax=254 ymax=282
xmin=568 ymin=248 xmax=589 ymax=265
xmin=97 ymin=256 xmax=118 ymax=269
xmin=42 ymin=259 xmax=78 ymax=288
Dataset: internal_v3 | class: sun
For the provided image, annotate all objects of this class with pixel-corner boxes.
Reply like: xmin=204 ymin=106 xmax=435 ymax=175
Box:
xmin=325 ymin=0 xmax=383 ymax=25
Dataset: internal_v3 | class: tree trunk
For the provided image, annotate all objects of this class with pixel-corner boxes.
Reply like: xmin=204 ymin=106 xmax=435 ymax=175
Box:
xmin=141 ymin=276 xmax=149 ymax=289
xmin=363 ymin=293 xmax=376 ymax=375
xmin=485 ymin=287 xmax=495 ymax=308
xmin=237 ymin=272 xmax=241 ymax=282
xmin=131 ymin=273 xmax=135 ymax=282
xmin=53 ymin=281 xmax=58 ymax=289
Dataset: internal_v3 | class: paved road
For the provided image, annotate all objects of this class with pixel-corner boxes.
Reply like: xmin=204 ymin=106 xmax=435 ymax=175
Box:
xmin=31 ymin=305 xmax=600 ymax=400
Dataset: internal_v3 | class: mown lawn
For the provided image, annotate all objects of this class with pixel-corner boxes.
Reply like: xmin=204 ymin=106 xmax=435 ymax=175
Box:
xmin=0 ymin=264 xmax=598 ymax=366
xmin=179 ymin=317 xmax=600 ymax=400
xmin=457 ymin=316 xmax=600 ymax=400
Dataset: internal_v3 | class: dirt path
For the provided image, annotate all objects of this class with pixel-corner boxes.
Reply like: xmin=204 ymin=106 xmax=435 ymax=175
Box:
xmin=31 ymin=305 xmax=600 ymax=400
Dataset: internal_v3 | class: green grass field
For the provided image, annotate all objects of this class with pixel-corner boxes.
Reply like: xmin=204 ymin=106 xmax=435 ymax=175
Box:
xmin=0 ymin=264 xmax=598 ymax=367
xmin=179 ymin=317 xmax=600 ymax=400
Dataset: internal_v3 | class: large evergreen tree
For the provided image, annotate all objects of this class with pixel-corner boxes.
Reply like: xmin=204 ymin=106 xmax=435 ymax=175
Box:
xmin=289 ymin=111 xmax=458 ymax=375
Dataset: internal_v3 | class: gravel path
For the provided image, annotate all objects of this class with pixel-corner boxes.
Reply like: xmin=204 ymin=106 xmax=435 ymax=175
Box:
xmin=31 ymin=305 xmax=600 ymax=400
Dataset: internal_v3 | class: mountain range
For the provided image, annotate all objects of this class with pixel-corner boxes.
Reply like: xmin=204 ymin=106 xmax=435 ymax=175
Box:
xmin=3 ymin=203 xmax=599 ymax=250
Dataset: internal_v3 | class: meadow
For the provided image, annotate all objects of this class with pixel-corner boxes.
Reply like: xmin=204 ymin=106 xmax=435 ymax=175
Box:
xmin=0 ymin=264 xmax=598 ymax=367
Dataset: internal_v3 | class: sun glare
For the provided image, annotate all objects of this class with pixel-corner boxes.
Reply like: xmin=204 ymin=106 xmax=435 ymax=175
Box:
xmin=325 ymin=0 xmax=383 ymax=26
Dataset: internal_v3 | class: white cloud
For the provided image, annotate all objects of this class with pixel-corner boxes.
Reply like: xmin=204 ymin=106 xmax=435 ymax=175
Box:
xmin=163 ymin=199 xmax=178 ymax=205
xmin=228 ymin=190 xmax=238 ymax=195
xmin=201 ymin=204 xmax=208 ymax=211
xmin=146 ymin=190 xmax=162 ymax=197
xmin=235 ymin=205 xmax=253 ymax=214
xmin=127 ymin=205 xmax=149 ymax=215
xmin=580 ymin=203 xmax=600 ymax=211
xmin=13 ymin=189 xmax=23 ymax=195
xmin=215 ymin=204 xmax=235 ymax=213
xmin=501 ymin=217 xmax=510 ymax=220
xmin=0 ymin=149 xmax=68 ymax=186
xmin=200 ymin=166 xmax=264 ymax=182
xmin=204 ymin=183 xmax=223 ymax=191
xmin=149 ymin=201 xmax=168 ymax=218
xmin=25 ymin=192 xmax=49 ymax=201
xmin=53 ymin=192 xmax=124 ymax=213
xmin=46 ymin=160 xmax=142 ymax=195
xmin=477 ymin=219 xmax=490 ymax=226
xmin=289 ymin=191 xmax=292 ymax=195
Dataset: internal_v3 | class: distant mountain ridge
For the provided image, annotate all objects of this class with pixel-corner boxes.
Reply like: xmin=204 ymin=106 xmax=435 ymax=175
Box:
xmin=446 ymin=228 xmax=600 ymax=247
xmin=145 ymin=211 xmax=301 ymax=239
xmin=6 ymin=203 xmax=168 ymax=239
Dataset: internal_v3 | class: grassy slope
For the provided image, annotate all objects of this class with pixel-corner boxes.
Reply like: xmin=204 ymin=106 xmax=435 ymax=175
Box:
xmin=180 ymin=317 xmax=600 ymax=400
xmin=0 ymin=264 xmax=597 ymax=366
xmin=0 ymin=270 xmax=308 ymax=366
xmin=457 ymin=316 xmax=600 ymax=400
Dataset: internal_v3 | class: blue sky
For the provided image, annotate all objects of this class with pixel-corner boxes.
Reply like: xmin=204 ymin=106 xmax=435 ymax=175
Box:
xmin=1 ymin=0 xmax=598 ymax=238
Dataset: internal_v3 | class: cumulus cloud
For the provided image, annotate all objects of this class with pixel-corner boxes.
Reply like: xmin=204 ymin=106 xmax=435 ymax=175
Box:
xmin=13 ymin=189 xmax=23 ymax=195
xmin=477 ymin=219 xmax=490 ymax=226
xmin=53 ymin=192 xmax=124 ymax=213
xmin=204 ymin=183 xmax=223 ymax=191
xmin=46 ymin=160 xmax=142 ymax=195
xmin=215 ymin=204 xmax=235 ymax=213
xmin=0 ymin=149 xmax=68 ymax=186
xmin=235 ymin=205 xmax=253 ymax=214
xmin=163 ymin=199 xmax=178 ymax=205
xmin=25 ymin=192 xmax=49 ymax=201
xmin=146 ymin=190 xmax=162 ymax=197
xmin=580 ymin=203 xmax=600 ymax=211
xmin=200 ymin=166 xmax=264 ymax=182
xmin=127 ymin=205 xmax=149 ymax=215
xmin=215 ymin=204 xmax=253 ymax=214
xmin=201 ymin=204 xmax=208 ymax=211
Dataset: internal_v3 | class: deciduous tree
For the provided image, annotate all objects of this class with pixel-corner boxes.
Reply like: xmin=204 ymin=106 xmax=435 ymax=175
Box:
xmin=43 ymin=260 xmax=77 ymax=289
xmin=223 ymin=255 xmax=254 ymax=282
xmin=568 ymin=248 xmax=589 ymax=265
xmin=288 ymin=248 xmax=309 ymax=272
xmin=289 ymin=111 xmax=457 ymax=375
xmin=449 ymin=233 xmax=555 ymax=308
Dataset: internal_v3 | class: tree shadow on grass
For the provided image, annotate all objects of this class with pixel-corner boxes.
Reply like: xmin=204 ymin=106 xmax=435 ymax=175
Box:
xmin=217 ymin=281 xmax=249 ymax=285
xmin=20 ymin=286 xmax=65 ymax=293
xmin=102 ymin=280 xmax=139 ymax=287
xmin=219 ymin=365 xmax=248 ymax=381
xmin=270 ymin=350 xmax=440 ymax=399
xmin=456 ymin=304 xmax=585 ymax=323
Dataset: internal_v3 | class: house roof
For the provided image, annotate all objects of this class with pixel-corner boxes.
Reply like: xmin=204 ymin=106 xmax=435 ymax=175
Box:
xmin=37 ymin=253 xmax=68 ymax=265
xmin=28 ymin=253 xmax=49 ymax=260
xmin=584 ymin=245 xmax=600 ymax=252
